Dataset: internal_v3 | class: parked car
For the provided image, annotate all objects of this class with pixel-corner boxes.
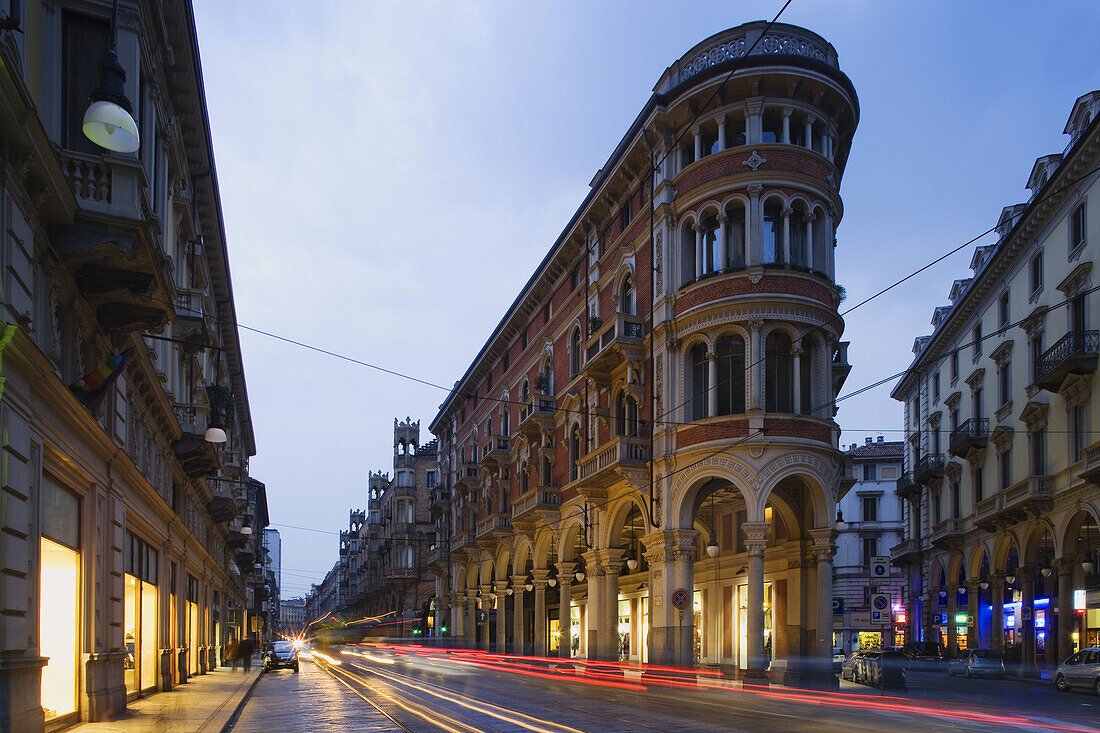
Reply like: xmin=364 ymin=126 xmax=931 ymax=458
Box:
xmin=1054 ymin=647 xmax=1100 ymax=694
xmin=859 ymin=648 xmax=907 ymax=688
xmin=902 ymin=641 xmax=946 ymax=668
xmin=947 ymin=649 xmax=1005 ymax=678
xmin=265 ymin=640 xmax=300 ymax=672
xmin=832 ymin=648 xmax=846 ymax=674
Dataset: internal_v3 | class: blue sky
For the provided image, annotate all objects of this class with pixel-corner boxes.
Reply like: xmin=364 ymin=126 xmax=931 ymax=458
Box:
xmin=192 ymin=0 xmax=1100 ymax=596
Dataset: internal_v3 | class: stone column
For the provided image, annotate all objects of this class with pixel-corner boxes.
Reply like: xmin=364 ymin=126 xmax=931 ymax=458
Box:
xmin=804 ymin=116 xmax=814 ymax=150
xmin=990 ymin=575 xmax=1004 ymax=652
xmin=781 ymin=108 xmax=792 ymax=144
xmin=450 ymin=592 xmax=464 ymax=643
xmin=707 ymin=351 xmax=718 ymax=418
xmin=642 ymin=530 xmax=696 ymax=668
xmin=792 ymin=346 xmax=802 ymax=414
xmin=693 ymin=126 xmax=702 ymax=161
xmin=557 ymin=562 xmax=576 ymax=658
xmin=511 ymin=575 xmax=527 ymax=655
xmin=747 ymin=101 xmax=762 ymax=145
xmin=1020 ymin=569 xmax=1035 ymax=675
xmin=532 ymin=569 xmax=550 ymax=657
xmin=466 ymin=590 xmax=478 ymax=649
xmin=967 ymin=580 xmax=981 ymax=647
xmin=810 ymin=529 xmax=837 ymax=660
xmin=805 ymin=213 xmax=815 ymax=270
xmin=744 ymin=522 xmax=769 ymax=682
xmin=436 ymin=597 xmax=450 ymax=645
xmin=747 ymin=184 xmax=763 ymax=267
xmin=1057 ymin=557 xmax=1075 ymax=664
xmin=717 ymin=213 xmax=729 ymax=271
xmin=582 ymin=550 xmax=602 ymax=660
xmin=598 ymin=549 xmax=625 ymax=662
xmin=694 ymin=224 xmax=704 ymax=279
xmin=749 ymin=320 xmax=765 ymax=411
xmin=717 ymin=115 xmax=726 ymax=151
xmin=494 ymin=581 xmax=509 ymax=653
xmin=946 ymin=585 xmax=958 ymax=656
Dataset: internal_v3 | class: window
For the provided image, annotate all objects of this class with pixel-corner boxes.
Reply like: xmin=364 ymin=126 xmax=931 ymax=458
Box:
xmin=789 ymin=202 xmax=808 ymax=267
xmin=811 ymin=206 xmax=828 ymax=274
xmin=863 ymin=463 xmax=877 ymax=481
xmin=1030 ymin=427 xmax=1046 ymax=474
xmin=862 ymin=496 xmax=878 ymax=522
xmin=999 ymin=448 xmax=1012 ymax=490
xmin=799 ymin=339 xmax=815 ymax=414
xmin=932 ymin=373 xmax=940 ymax=403
xmin=569 ymin=424 xmax=582 ymax=481
xmin=951 ymin=481 xmax=961 ymax=518
xmin=950 ymin=351 xmax=959 ymax=382
xmin=63 ymin=13 xmax=111 ymax=154
xmin=1030 ymin=253 xmax=1043 ymax=294
xmin=1071 ymin=404 xmax=1087 ymax=462
xmin=862 ymin=537 xmax=878 ymax=570
xmin=973 ymin=323 xmax=982 ymax=358
xmin=620 ymin=199 xmax=633 ymax=230
xmin=680 ymin=221 xmax=697 ymax=287
xmin=999 ymin=292 xmax=1010 ymax=330
xmin=397 ymin=471 xmax=413 ymax=487
xmin=571 ymin=265 xmax=580 ymax=291
xmin=543 ymin=302 xmax=552 ymax=324
xmin=1070 ymin=202 xmax=1086 ymax=252
xmin=715 ymin=335 xmax=746 ymax=415
xmin=569 ymin=328 xmax=582 ymax=378
xmin=973 ymin=385 xmax=983 ymax=420
xmin=974 ymin=466 xmax=985 ymax=503
xmin=763 ymin=199 xmax=783 ymax=264
xmin=724 ymin=118 xmax=747 ymax=148
xmin=1030 ymin=334 xmax=1044 ymax=380
xmin=620 ymin=274 xmax=635 ymax=315
xmin=40 ymin=477 xmax=81 ymax=720
xmin=998 ymin=361 xmax=1011 ymax=406
xmin=761 ymin=110 xmax=782 ymax=143
xmin=765 ymin=332 xmax=793 ymax=413
xmin=124 ymin=533 xmax=159 ymax=694
xmin=616 ymin=391 xmax=640 ymax=437
xmin=689 ymin=343 xmax=709 ymax=420
xmin=726 ymin=203 xmax=746 ymax=269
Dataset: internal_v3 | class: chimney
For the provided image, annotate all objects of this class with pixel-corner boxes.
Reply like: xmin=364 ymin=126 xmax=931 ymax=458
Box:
xmin=865 ymin=437 xmax=872 ymax=445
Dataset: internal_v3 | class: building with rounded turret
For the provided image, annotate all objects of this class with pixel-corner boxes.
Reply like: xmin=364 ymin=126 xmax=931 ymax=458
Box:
xmin=428 ymin=21 xmax=859 ymax=682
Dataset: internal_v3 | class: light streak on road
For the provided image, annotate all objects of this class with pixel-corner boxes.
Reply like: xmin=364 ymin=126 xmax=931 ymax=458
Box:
xmin=309 ymin=651 xmax=341 ymax=665
xmin=341 ymin=649 xmax=396 ymax=665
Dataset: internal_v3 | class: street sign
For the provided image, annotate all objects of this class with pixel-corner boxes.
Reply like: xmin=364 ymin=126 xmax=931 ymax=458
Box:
xmin=1021 ymin=606 xmax=1033 ymax=622
xmin=967 ymin=615 xmax=974 ymax=627
xmin=832 ymin=597 xmax=845 ymax=615
xmin=870 ymin=593 xmax=890 ymax=624
xmin=671 ymin=587 xmax=691 ymax=610
xmin=869 ymin=556 xmax=890 ymax=586
xmin=477 ymin=610 xmax=488 ymax=623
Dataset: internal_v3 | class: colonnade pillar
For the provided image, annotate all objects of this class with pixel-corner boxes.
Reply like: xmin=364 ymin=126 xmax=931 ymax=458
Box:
xmin=747 ymin=184 xmax=763 ymax=265
xmin=694 ymin=224 xmax=704 ymax=280
xmin=990 ymin=576 xmax=1004 ymax=652
xmin=693 ymin=126 xmax=702 ymax=161
xmin=556 ymin=563 xmax=576 ymax=658
xmin=436 ymin=597 xmax=450 ymax=644
xmin=511 ymin=575 xmax=526 ymax=654
xmin=1057 ymin=557 xmax=1075 ymax=664
xmin=946 ymin=585 xmax=958 ymax=656
xmin=780 ymin=206 xmax=791 ymax=264
xmin=494 ymin=581 xmax=509 ymax=653
xmin=582 ymin=551 xmax=603 ymax=660
xmin=804 ymin=116 xmax=814 ymax=150
xmin=966 ymin=580 xmax=981 ymax=647
xmin=641 ymin=530 xmax=696 ymax=668
xmin=717 ymin=115 xmax=726 ymax=151
xmin=479 ymin=585 xmax=492 ymax=650
xmin=781 ymin=108 xmax=791 ymax=144
xmin=707 ymin=351 xmax=718 ymax=418
xmin=1020 ymin=569 xmax=1036 ymax=675
xmin=716 ymin=213 xmax=728 ymax=271
xmin=809 ymin=528 xmax=837 ymax=673
xmin=532 ymin=569 xmax=550 ymax=657
xmin=597 ymin=549 xmax=624 ymax=662
xmin=450 ymin=592 xmax=464 ymax=643
xmin=744 ymin=523 xmax=770 ymax=682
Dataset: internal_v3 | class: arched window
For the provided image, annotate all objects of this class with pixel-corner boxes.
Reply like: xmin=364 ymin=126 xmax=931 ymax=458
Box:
xmin=620 ymin=274 xmax=635 ymax=315
xmin=689 ymin=343 xmax=709 ymax=421
xmin=763 ymin=199 xmax=783 ymax=264
xmin=542 ymin=456 xmax=552 ymax=486
xmin=725 ymin=202 xmax=746 ymax=270
xmin=811 ymin=206 xmax=828 ymax=277
xmin=570 ymin=328 xmax=582 ymax=377
xmin=680 ymin=221 xmax=697 ymax=287
xmin=716 ymin=335 xmax=746 ymax=415
xmin=701 ymin=215 xmax=719 ymax=275
xmin=765 ymin=332 xmax=794 ymax=413
xmin=761 ymin=110 xmax=782 ymax=144
xmin=569 ymin=424 xmax=582 ymax=481
xmin=542 ymin=353 xmax=554 ymax=394
xmin=521 ymin=379 xmax=530 ymax=405
xmin=800 ymin=338 xmax=816 ymax=415
xmin=501 ymin=403 xmax=510 ymax=436
xmin=520 ymin=461 xmax=529 ymax=494
xmin=789 ymin=202 xmax=808 ymax=267
xmin=615 ymin=391 xmax=640 ymax=437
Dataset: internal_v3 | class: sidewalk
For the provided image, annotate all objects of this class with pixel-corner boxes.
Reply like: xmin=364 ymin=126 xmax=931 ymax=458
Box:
xmin=66 ymin=667 xmax=262 ymax=733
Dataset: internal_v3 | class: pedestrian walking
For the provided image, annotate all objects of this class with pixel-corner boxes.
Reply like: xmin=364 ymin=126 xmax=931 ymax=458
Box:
xmin=240 ymin=636 xmax=255 ymax=673
xmin=228 ymin=639 xmax=240 ymax=672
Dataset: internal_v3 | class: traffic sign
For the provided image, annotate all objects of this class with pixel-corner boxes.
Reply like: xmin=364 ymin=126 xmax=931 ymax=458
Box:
xmin=671 ymin=587 xmax=691 ymax=610
xmin=1021 ymin=606 xmax=1032 ymax=622
xmin=870 ymin=593 xmax=890 ymax=624
xmin=869 ymin=556 xmax=890 ymax=586
xmin=832 ymin=597 xmax=845 ymax=615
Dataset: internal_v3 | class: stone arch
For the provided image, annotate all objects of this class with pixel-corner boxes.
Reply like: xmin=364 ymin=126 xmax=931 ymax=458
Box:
xmin=756 ymin=452 xmax=833 ymax=526
xmin=533 ymin=527 xmax=557 ymax=569
xmin=601 ymin=494 xmax=650 ymax=550
xmin=696 ymin=200 xmax=722 ymax=220
xmin=477 ymin=556 xmax=494 ymax=588
xmin=928 ymin=558 xmax=947 ymax=590
xmin=512 ymin=534 xmax=533 ymax=575
xmin=1059 ymin=502 xmax=1100 ymax=555
xmin=719 ymin=192 xmax=751 ymax=212
xmin=557 ymin=514 xmax=586 ymax=563
xmin=671 ymin=462 xmax=754 ymax=530
xmin=455 ymin=566 xmax=468 ymax=594
xmin=1021 ymin=518 xmax=1060 ymax=566
xmin=992 ymin=530 xmax=1023 ymax=573
xmin=945 ymin=552 xmax=967 ymax=584
xmin=967 ymin=542 xmax=992 ymax=580
xmin=494 ymin=544 xmax=512 ymax=582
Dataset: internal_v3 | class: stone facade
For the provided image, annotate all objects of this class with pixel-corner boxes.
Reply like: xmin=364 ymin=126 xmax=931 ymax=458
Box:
xmin=428 ymin=21 xmax=859 ymax=684
xmin=891 ymin=91 xmax=1100 ymax=674
xmin=0 ymin=2 xmax=260 ymax=730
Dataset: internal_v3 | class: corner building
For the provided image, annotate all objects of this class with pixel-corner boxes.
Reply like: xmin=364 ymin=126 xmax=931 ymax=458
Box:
xmin=429 ymin=22 xmax=858 ymax=683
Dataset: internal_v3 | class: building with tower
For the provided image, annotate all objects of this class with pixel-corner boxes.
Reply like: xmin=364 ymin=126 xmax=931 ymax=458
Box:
xmin=891 ymin=90 xmax=1100 ymax=675
xmin=428 ymin=21 xmax=858 ymax=683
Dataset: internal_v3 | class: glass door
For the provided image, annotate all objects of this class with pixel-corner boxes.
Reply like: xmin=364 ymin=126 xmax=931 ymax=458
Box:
xmin=40 ymin=537 xmax=79 ymax=720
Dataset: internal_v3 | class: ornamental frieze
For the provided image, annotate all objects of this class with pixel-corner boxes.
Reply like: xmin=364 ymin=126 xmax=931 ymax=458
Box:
xmin=674 ymin=305 xmax=832 ymax=342
xmin=756 ymin=451 xmax=829 ymax=485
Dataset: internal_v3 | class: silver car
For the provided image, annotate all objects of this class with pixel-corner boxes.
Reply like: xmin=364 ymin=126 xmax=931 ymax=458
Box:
xmin=1054 ymin=647 xmax=1100 ymax=694
xmin=946 ymin=649 xmax=1005 ymax=678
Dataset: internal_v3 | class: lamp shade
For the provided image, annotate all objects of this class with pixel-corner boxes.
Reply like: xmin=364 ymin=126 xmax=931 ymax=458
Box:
xmin=548 ymin=578 xmax=557 ymax=587
xmin=240 ymin=525 xmax=252 ymax=536
xmin=575 ymin=571 xmax=585 ymax=582
xmin=205 ymin=426 xmax=227 ymax=443
xmin=626 ymin=558 xmax=639 ymax=571
xmin=524 ymin=583 xmax=533 ymax=592
xmin=706 ymin=543 xmax=720 ymax=558
xmin=82 ymin=50 xmax=139 ymax=153
xmin=1041 ymin=567 xmax=1052 ymax=578
xmin=1005 ymin=574 xmax=1016 ymax=585
xmin=1083 ymin=561 xmax=1095 ymax=573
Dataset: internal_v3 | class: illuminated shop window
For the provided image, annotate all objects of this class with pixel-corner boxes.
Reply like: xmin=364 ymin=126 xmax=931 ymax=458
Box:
xmin=124 ymin=533 xmax=159 ymax=693
xmin=40 ymin=477 xmax=80 ymax=721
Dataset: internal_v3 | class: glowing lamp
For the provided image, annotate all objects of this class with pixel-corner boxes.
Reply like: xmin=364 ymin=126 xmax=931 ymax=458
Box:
xmin=1005 ymin=574 xmax=1016 ymax=585
xmin=82 ymin=55 xmax=139 ymax=153
xmin=1083 ymin=561 xmax=1095 ymax=573
xmin=627 ymin=558 xmax=640 ymax=571
xmin=705 ymin=531 xmax=719 ymax=558
xmin=205 ymin=425 xmax=227 ymax=443
xmin=575 ymin=571 xmax=585 ymax=582
xmin=1040 ymin=567 xmax=1052 ymax=578
xmin=548 ymin=578 xmax=558 ymax=588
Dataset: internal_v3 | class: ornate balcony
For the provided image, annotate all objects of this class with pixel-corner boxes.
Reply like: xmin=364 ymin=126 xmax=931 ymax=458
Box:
xmin=426 ymin=545 xmax=450 ymax=569
xmin=1033 ymin=330 xmax=1099 ymax=392
xmin=890 ymin=538 xmax=921 ymax=565
xmin=449 ymin=530 xmax=478 ymax=558
xmin=838 ymin=457 xmax=857 ymax=493
xmin=1000 ymin=475 xmax=1053 ymax=522
xmin=1082 ymin=440 xmax=1100 ymax=484
xmin=172 ymin=288 xmax=212 ymax=351
xmin=929 ymin=518 xmax=964 ymax=550
xmin=511 ymin=485 xmax=560 ymax=528
xmin=385 ymin=566 xmax=418 ymax=582
xmin=454 ymin=463 xmax=479 ymax=493
xmin=974 ymin=494 xmax=1003 ymax=531
xmin=430 ymin=488 xmax=451 ymax=514
xmin=948 ymin=418 xmax=989 ymax=458
xmin=476 ymin=512 xmax=513 ymax=545
xmin=479 ymin=436 xmax=510 ymax=470
xmin=517 ymin=394 xmax=555 ymax=440
xmin=574 ymin=436 xmax=650 ymax=491
xmin=914 ymin=454 xmax=945 ymax=484
xmin=583 ymin=313 xmax=645 ymax=385
xmin=895 ymin=472 xmax=919 ymax=501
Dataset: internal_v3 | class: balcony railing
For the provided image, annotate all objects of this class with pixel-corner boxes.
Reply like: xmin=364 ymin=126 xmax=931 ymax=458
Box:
xmin=974 ymin=494 xmax=1003 ymax=530
xmin=479 ymin=436 xmax=510 ymax=469
xmin=449 ymin=530 xmax=477 ymax=554
xmin=583 ymin=313 xmax=645 ymax=379
xmin=575 ymin=436 xmax=650 ymax=489
xmin=929 ymin=518 xmax=964 ymax=549
xmin=1082 ymin=440 xmax=1100 ymax=484
xmin=948 ymin=418 xmax=989 ymax=458
xmin=517 ymin=395 xmax=555 ymax=439
xmin=1002 ymin=475 xmax=1053 ymax=519
xmin=385 ymin=566 xmax=418 ymax=581
xmin=512 ymin=486 xmax=560 ymax=525
xmin=914 ymin=454 xmax=945 ymax=484
xmin=430 ymin=488 xmax=451 ymax=513
xmin=1034 ymin=330 xmax=1099 ymax=392
xmin=426 ymin=545 xmax=450 ymax=567
xmin=895 ymin=472 xmax=919 ymax=500
xmin=454 ymin=464 xmax=479 ymax=491
xmin=476 ymin=512 xmax=513 ymax=541
xmin=890 ymin=538 xmax=921 ymax=565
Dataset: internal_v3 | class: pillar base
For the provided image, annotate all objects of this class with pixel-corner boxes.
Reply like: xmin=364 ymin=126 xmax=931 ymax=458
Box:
xmin=0 ymin=656 xmax=48 ymax=733
xmin=83 ymin=651 xmax=127 ymax=721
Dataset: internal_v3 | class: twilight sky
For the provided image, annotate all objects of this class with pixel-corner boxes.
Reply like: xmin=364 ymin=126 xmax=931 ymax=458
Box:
xmin=191 ymin=0 xmax=1100 ymax=598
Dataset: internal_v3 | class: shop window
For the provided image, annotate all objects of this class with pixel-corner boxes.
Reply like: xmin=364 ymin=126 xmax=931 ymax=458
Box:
xmin=40 ymin=477 xmax=80 ymax=721
xmin=187 ymin=575 xmax=200 ymax=675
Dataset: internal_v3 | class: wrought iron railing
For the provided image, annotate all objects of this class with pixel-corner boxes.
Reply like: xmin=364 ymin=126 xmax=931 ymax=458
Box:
xmin=1035 ymin=330 xmax=1099 ymax=382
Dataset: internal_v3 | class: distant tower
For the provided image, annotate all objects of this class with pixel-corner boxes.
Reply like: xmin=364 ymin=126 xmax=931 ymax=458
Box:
xmin=394 ymin=416 xmax=420 ymax=457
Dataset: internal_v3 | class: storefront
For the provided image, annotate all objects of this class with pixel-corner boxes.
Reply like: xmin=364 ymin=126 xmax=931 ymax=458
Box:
xmin=39 ymin=477 xmax=81 ymax=724
xmin=124 ymin=533 xmax=159 ymax=695
xmin=569 ymin=604 xmax=583 ymax=658
xmin=187 ymin=575 xmax=200 ymax=675
xmin=737 ymin=582 xmax=772 ymax=669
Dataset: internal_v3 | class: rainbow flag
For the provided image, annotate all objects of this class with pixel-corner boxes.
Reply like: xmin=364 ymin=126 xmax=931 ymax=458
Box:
xmin=69 ymin=348 xmax=133 ymax=410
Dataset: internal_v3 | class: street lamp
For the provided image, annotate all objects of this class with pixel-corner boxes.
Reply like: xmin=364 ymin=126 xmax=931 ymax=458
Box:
xmin=834 ymin=509 xmax=846 ymax=531
xmin=82 ymin=0 xmax=139 ymax=153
